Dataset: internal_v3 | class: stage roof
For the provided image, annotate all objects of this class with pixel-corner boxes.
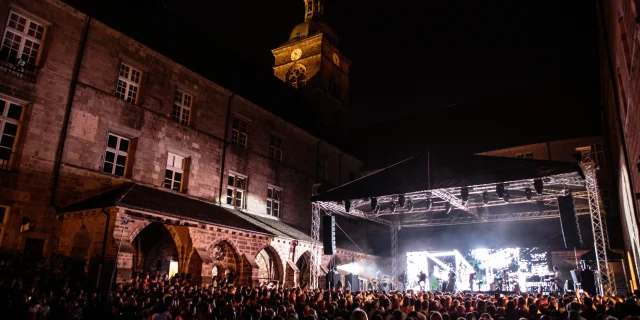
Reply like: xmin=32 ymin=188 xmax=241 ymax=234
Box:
xmin=312 ymin=153 xmax=581 ymax=202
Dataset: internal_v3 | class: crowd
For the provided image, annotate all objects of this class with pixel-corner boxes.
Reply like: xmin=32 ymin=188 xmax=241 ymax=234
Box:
xmin=1 ymin=255 xmax=640 ymax=320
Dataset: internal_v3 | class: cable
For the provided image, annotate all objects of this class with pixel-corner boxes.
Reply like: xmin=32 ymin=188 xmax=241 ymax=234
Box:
xmin=335 ymin=221 xmax=365 ymax=254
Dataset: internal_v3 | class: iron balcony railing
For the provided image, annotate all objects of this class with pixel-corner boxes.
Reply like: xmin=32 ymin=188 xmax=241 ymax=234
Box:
xmin=0 ymin=50 xmax=39 ymax=83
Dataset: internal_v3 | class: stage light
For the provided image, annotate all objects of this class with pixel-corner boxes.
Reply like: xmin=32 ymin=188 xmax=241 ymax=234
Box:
xmin=345 ymin=199 xmax=351 ymax=213
xmin=406 ymin=199 xmax=413 ymax=212
xmin=370 ymin=197 xmax=378 ymax=211
xmin=561 ymin=188 xmax=571 ymax=196
xmin=426 ymin=197 xmax=433 ymax=210
xmin=390 ymin=201 xmax=396 ymax=213
xmin=460 ymin=187 xmax=469 ymax=204
xmin=524 ymin=188 xmax=532 ymax=200
xmin=482 ymin=191 xmax=489 ymax=204
xmin=445 ymin=202 xmax=452 ymax=214
xmin=496 ymin=183 xmax=505 ymax=198
xmin=503 ymin=190 xmax=510 ymax=202
xmin=534 ymin=179 xmax=543 ymax=195
xmin=374 ymin=204 xmax=380 ymax=214
xmin=398 ymin=194 xmax=406 ymax=207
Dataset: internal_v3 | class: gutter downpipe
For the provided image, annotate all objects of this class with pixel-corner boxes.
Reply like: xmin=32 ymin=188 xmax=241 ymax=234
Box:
xmin=218 ymin=93 xmax=235 ymax=203
xmin=51 ymin=17 xmax=91 ymax=209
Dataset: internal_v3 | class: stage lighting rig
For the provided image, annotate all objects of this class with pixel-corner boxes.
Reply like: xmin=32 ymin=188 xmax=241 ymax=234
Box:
xmin=496 ymin=183 xmax=505 ymax=198
xmin=524 ymin=188 xmax=532 ymax=200
xmin=482 ymin=191 xmax=489 ymax=204
xmin=460 ymin=187 xmax=469 ymax=204
xmin=425 ymin=197 xmax=433 ymax=210
xmin=503 ymin=190 xmax=509 ymax=202
xmin=534 ymin=179 xmax=543 ymax=195
xmin=370 ymin=197 xmax=380 ymax=214
xmin=445 ymin=202 xmax=452 ymax=214
xmin=406 ymin=199 xmax=414 ymax=212
xmin=345 ymin=199 xmax=351 ymax=212
xmin=390 ymin=201 xmax=396 ymax=213
xmin=398 ymin=194 xmax=406 ymax=207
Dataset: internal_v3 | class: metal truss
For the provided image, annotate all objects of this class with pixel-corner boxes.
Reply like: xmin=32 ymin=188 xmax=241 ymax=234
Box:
xmin=578 ymin=147 xmax=616 ymax=296
xmin=391 ymin=224 xmax=399 ymax=290
xmin=402 ymin=207 xmax=591 ymax=227
xmin=310 ymin=202 xmax=321 ymax=288
xmin=431 ymin=189 xmax=477 ymax=215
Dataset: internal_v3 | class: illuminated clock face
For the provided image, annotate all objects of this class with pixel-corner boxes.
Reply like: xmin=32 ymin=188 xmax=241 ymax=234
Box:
xmin=291 ymin=48 xmax=302 ymax=61
xmin=332 ymin=53 xmax=340 ymax=66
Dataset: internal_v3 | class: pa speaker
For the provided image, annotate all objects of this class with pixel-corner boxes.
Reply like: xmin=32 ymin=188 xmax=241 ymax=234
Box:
xmin=322 ymin=215 xmax=336 ymax=255
xmin=558 ymin=195 xmax=582 ymax=248
xmin=345 ymin=274 xmax=359 ymax=291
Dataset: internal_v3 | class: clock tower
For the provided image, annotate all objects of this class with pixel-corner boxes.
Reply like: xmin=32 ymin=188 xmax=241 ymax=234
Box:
xmin=272 ymin=0 xmax=351 ymax=136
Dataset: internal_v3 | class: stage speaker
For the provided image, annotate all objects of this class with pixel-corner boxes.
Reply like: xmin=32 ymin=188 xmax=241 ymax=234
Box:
xmin=558 ymin=195 xmax=582 ymax=248
xmin=345 ymin=274 xmax=359 ymax=291
xmin=322 ymin=215 xmax=336 ymax=255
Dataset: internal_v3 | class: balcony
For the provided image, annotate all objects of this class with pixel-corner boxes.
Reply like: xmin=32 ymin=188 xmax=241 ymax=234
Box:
xmin=0 ymin=51 xmax=39 ymax=83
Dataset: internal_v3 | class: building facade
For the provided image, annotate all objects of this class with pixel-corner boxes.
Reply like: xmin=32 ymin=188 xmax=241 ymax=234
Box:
xmin=597 ymin=0 xmax=640 ymax=292
xmin=0 ymin=0 xmax=380 ymax=290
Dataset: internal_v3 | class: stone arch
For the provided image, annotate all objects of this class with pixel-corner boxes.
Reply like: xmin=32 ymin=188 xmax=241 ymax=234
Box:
xmin=208 ymin=240 xmax=241 ymax=283
xmin=70 ymin=224 xmax=91 ymax=262
xmin=255 ymin=245 xmax=284 ymax=285
xmin=132 ymin=222 xmax=180 ymax=278
xmin=296 ymin=251 xmax=312 ymax=287
xmin=287 ymin=64 xmax=307 ymax=89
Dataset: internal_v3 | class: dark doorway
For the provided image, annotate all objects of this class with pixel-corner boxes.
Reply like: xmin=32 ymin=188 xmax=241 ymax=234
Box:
xmin=24 ymin=238 xmax=44 ymax=261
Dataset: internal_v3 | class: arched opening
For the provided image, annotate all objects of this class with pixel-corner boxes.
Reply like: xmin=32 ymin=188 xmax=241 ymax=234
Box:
xmin=210 ymin=240 xmax=240 ymax=284
xmin=296 ymin=251 xmax=311 ymax=287
xmin=69 ymin=223 xmax=91 ymax=285
xmin=255 ymin=246 xmax=283 ymax=285
xmin=132 ymin=222 xmax=179 ymax=279
xmin=287 ymin=64 xmax=306 ymax=89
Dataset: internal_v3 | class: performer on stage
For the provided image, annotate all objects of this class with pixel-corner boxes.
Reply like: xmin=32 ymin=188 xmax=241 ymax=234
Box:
xmin=553 ymin=266 xmax=564 ymax=294
xmin=418 ymin=270 xmax=427 ymax=291
xmin=446 ymin=269 xmax=456 ymax=292
xmin=469 ymin=271 xmax=476 ymax=292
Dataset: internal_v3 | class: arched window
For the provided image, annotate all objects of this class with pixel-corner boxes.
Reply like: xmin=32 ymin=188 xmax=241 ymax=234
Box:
xmin=329 ymin=73 xmax=341 ymax=99
xmin=288 ymin=64 xmax=307 ymax=89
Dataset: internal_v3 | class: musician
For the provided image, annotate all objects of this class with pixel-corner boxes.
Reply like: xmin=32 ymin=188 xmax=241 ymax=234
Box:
xmin=469 ymin=272 xmax=476 ymax=292
xmin=418 ymin=270 xmax=427 ymax=291
xmin=446 ymin=269 xmax=456 ymax=292
xmin=553 ymin=266 xmax=564 ymax=294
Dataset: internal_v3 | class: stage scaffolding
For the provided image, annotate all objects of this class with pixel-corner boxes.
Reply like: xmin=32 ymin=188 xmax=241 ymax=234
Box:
xmin=311 ymin=146 xmax=617 ymax=295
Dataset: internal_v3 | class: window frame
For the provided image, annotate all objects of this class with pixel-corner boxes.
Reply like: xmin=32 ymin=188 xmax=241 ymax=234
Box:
xmin=172 ymin=88 xmax=193 ymax=125
xmin=102 ymin=133 xmax=130 ymax=177
xmin=115 ymin=62 xmax=143 ymax=104
xmin=269 ymin=134 xmax=283 ymax=162
xmin=0 ymin=96 xmax=24 ymax=170
xmin=231 ymin=116 xmax=249 ymax=149
xmin=0 ymin=205 xmax=8 ymax=247
xmin=226 ymin=172 xmax=248 ymax=208
xmin=266 ymin=185 xmax=282 ymax=218
xmin=164 ymin=152 xmax=186 ymax=192
xmin=1 ymin=9 xmax=48 ymax=66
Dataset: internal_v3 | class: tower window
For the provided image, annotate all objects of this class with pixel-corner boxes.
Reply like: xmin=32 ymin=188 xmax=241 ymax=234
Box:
xmin=329 ymin=74 xmax=341 ymax=99
xmin=288 ymin=64 xmax=306 ymax=89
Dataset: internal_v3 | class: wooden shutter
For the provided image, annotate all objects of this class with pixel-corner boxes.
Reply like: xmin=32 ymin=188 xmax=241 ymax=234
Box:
xmin=125 ymin=138 xmax=137 ymax=178
xmin=181 ymin=157 xmax=191 ymax=193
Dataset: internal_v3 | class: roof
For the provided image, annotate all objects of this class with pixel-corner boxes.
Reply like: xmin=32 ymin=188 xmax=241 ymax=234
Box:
xmin=312 ymin=153 xmax=582 ymax=202
xmin=61 ymin=183 xmax=312 ymax=239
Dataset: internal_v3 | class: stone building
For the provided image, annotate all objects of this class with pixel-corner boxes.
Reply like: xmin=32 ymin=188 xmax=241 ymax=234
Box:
xmin=0 ymin=0 xmax=383 ymax=290
xmin=597 ymin=0 xmax=640 ymax=291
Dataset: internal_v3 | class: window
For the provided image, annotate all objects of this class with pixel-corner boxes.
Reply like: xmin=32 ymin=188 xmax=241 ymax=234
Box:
xmin=592 ymin=143 xmax=605 ymax=167
xmin=116 ymin=63 xmax=142 ymax=104
xmin=1 ymin=10 xmax=46 ymax=66
xmin=267 ymin=186 xmax=282 ymax=218
xmin=172 ymin=89 xmax=192 ymax=125
xmin=0 ymin=206 xmax=8 ymax=247
xmin=226 ymin=174 xmax=247 ymax=208
xmin=516 ymin=152 xmax=533 ymax=159
xmin=102 ymin=133 xmax=129 ymax=176
xmin=287 ymin=64 xmax=306 ymax=89
xmin=231 ymin=117 xmax=248 ymax=148
xmin=164 ymin=153 xmax=185 ymax=191
xmin=0 ymin=97 xmax=23 ymax=170
xmin=269 ymin=135 xmax=283 ymax=162
xmin=329 ymin=74 xmax=341 ymax=99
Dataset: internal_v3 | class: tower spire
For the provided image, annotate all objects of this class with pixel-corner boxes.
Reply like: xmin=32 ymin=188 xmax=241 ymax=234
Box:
xmin=304 ymin=0 xmax=324 ymax=22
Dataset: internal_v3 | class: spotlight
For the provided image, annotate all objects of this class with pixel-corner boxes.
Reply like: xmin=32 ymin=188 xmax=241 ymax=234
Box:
xmin=561 ymin=188 xmax=571 ymax=196
xmin=534 ymin=179 xmax=543 ymax=195
xmin=370 ymin=197 xmax=378 ymax=211
xmin=482 ymin=191 xmax=489 ymax=204
xmin=496 ymin=183 xmax=505 ymax=198
xmin=374 ymin=204 xmax=380 ymax=214
xmin=426 ymin=197 xmax=433 ymax=210
xmin=398 ymin=194 xmax=406 ymax=207
xmin=406 ymin=199 xmax=414 ymax=212
xmin=445 ymin=202 xmax=452 ymax=214
xmin=524 ymin=188 xmax=532 ymax=200
xmin=390 ymin=201 xmax=396 ymax=213
xmin=503 ymin=190 xmax=510 ymax=202
xmin=460 ymin=187 xmax=469 ymax=204
xmin=345 ymin=199 xmax=351 ymax=213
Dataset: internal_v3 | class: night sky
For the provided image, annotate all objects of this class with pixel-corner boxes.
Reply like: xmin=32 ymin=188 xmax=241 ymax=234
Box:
xmin=65 ymin=0 xmax=601 ymax=160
